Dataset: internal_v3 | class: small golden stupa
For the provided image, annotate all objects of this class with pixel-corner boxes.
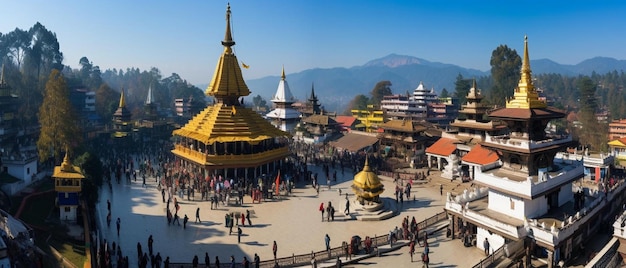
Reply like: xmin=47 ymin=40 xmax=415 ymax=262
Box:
xmin=351 ymin=156 xmax=385 ymax=203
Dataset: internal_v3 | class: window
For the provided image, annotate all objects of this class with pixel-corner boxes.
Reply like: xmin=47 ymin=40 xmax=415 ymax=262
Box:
xmin=65 ymin=207 xmax=71 ymax=212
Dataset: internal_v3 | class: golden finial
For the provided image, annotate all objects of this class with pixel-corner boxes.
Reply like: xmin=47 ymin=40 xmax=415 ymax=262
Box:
xmin=362 ymin=155 xmax=371 ymax=172
xmin=281 ymin=65 xmax=286 ymax=80
xmin=522 ymin=35 xmax=530 ymax=74
xmin=119 ymin=87 xmax=126 ymax=108
xmin=61 ymin=148 xmax=72 ymax=172
xmin=222 ymin=3 xmax=235 ymax=51
xmin=505 ymin=35 xmax=546 ymax=109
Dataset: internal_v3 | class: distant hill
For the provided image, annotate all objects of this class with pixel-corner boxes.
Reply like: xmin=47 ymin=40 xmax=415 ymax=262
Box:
xmin=202 ymin=54 xmax=626 ymax=113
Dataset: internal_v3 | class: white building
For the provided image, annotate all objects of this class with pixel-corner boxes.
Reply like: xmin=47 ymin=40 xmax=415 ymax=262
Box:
xmin=443 ymin=37 xmax=612 ymax=267
xmin=265 ymin=67 xmax=300 ymax=132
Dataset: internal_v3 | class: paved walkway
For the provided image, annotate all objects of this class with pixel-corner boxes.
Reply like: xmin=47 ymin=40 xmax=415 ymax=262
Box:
xmin=96 ymin=162 xmax=485 ymax=267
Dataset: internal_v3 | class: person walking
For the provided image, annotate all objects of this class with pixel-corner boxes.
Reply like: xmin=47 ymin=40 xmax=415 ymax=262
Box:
xmin=196 ymin=207 xmax=201 ymax=223
xmin=242 ymin=256 xmax=250 ymax=268
xmin=148 ymin=235 xmax=154 ymax=256
xmin=238 ymin=226 xmax=242 ymax=244
xmin=409 ymin=240 xmax=415 ymax=262
xmin=344 ymin=199 xmax=350 ymax=215
xmin=246 ymin=210 xmax=252 ymax=226
xmin=325 ymin=234 xmax=331 ymax=252
xmin=440 ymin=184 xmax=443 ymax=196
xmin=241 ymin=212 xmax=246 ymax=226
xmin=215 ymin=256 xmax=220 ymax=268
xmin=192 ymin=255 xmax=199 ymax=268
xmin=483 ymin=238 xmax=490 ymax=255
xmin=164 ymin=256 xmax=170 ymax=268
xmin=319 ymin=203 xmax=325 ymax=222
xmin=204 ymin=252 xmax=210 ymax=268
xmin=273 ymin=241 xmax=278 ymax=260
xmin=254 ymin=253 xmax=260 ymax=268
xmin=116 ymin=217 xmax=121 ymax=236
xmin=230 ymin=255 xmax=236 ymax=268
xmin=183 ymin=214 xmax=189 ymax=229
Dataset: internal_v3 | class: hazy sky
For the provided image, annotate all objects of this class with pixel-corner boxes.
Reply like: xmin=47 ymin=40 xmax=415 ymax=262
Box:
xmin=2 ymin=1 xmax=626 ymax=85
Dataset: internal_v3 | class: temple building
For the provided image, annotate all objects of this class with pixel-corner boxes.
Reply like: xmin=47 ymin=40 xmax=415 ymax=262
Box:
xmin=443 ymin=37 xmax=608 ymax=267
xmin=112 ymin=88 xmax=133 ymax=139
xmin=426 ymin=80 xmax=507 ymax=180
xmin=296 ymin=112 xmax=339 ymax=144
xmin=351 ymin=105 xmax=384 ymax=132
xmin=171 ymin=4 xmax=289 ymax=179
xmin=0 ymin=64 xmax=19 ymax=168
xmin=53 ymin=152 xmax=85 ymax=222
xmin=378 ymin=119 xmax=428 ymax=164
xmin=296 ymin=84 xmax=322 ymax=117
xmin=138 ymin=84 xmax=171 ymax=143
xmin=266 ymin=67 xmax=300 ymax=132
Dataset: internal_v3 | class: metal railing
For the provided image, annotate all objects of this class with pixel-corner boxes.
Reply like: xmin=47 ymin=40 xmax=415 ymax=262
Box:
xmin=471 ymin=244 xmax=505 ymax=268
xmin=170 ymin=211 xmax=448 ymax=267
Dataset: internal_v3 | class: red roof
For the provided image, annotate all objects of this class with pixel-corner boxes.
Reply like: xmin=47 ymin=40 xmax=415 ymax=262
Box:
xmin=425 ymin=137 xmax=457 ymax=156
xmin=462 ymin=144 xmax=500 ymax=165
xmin=335 ymin=115 xmax=357 ymax=130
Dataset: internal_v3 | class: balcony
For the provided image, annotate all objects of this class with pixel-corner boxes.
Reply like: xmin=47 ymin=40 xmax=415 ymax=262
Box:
xmin=475 ymin=163 xmax=583 ymax=199
xmin=172 ymin=144 xmax=289 ymax=167
xmin=485 ymin=134 xmax=572 ymax=151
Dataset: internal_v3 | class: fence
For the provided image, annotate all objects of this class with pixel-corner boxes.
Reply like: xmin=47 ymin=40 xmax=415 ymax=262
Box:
xmin=170 ymin=211 xmax=449 ymax=267
xmin=471 ymin=244 xmax=506 ymax=268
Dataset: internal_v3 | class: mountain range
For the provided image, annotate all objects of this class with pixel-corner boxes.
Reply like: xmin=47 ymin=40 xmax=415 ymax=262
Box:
xmin=206 ymin=54 xmax=626 ymax=112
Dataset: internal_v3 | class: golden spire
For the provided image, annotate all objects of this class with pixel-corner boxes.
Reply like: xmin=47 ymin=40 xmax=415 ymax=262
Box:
xmin=281 ymin=65 xmax=286 ymax=80
xmin=61 ymin=149 xmax=72 ymax=172
xmin=505 ymin=35 xmax=546 ymax=109
xmin=119 ymin=87 xmax=126 ymax=108
xmin=206 ymin=3 xmax=250 ymax=104
xmin=362 ymin=155 xmax=371 ymax=172
xmin=222 ymin=3 xmax=235 ymax=53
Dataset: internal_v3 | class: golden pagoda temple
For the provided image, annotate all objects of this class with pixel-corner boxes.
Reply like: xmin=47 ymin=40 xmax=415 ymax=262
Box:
xmin=53 ymin=152 xmax=85 ymax=221
xmin=113 ymin=88 xmax=132 ymax=138
xmin=171 ymin=4 xmax=289 ymax=179
xmin=351 ymin=157 xmax=385 ymax=203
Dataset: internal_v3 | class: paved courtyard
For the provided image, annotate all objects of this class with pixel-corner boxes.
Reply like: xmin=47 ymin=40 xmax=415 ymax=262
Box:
xmin=95 ymin=160 xmax=485 ymax=267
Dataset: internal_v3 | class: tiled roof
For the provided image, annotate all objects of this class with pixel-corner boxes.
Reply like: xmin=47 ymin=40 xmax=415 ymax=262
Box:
xmin=302 ymin=114 xmax=337 ymax=126
xmin=335 ymin=116 xmax=357 ymax=128
xmin=330 ymin=133 xmax=379 ymax=152
xmin=425 ymin=137 xmax=457 ymax=156
xmin=462 ymin=144 xmax=500 ymax=165
xmin=489 ymin=107 xmax=565 ymax=120
xmin=173 ymin=103 xmax=289 ymax=144
xmin=380 ymin=119 xmax=427 ymax=133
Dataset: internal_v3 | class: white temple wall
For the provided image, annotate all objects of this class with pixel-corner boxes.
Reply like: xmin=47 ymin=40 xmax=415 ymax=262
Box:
xmin=488 ymin=190 xmax=526 ymax=220
xmin=60 ymin=205 xmax=77 ymax=221
xmin=477 ymin=227 xmax=505 ymax=255
xmin=524 ymin=196 xmax=549 ymax=218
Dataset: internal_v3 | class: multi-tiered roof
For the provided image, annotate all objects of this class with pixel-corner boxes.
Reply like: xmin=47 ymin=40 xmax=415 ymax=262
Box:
xmin=266 ymin=67 xmax=301 ymax=131
xmin=171 ymin=4 xmax=288 ymax=170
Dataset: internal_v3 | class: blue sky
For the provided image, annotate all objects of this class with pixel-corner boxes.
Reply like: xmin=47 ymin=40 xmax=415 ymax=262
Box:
xmin=2 ymin=1 xmax=626 ymax=85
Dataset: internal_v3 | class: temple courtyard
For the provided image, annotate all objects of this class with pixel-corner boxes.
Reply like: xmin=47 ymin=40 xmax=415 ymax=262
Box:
xmin=95 ymin=160 xmax=486 ymax=267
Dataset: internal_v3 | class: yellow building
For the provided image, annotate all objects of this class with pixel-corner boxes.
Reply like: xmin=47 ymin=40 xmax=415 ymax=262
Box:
xmin=351 ymin=105 xmax=384 ymax=132
xmin=53 ymin=152 xmax=85 ymax=221
xmin=171 ymin=4 xmax=289 ymax=179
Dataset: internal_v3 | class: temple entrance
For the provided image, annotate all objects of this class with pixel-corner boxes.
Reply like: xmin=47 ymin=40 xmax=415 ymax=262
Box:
xmin=546 ymin=191 xmax=559 ymax=212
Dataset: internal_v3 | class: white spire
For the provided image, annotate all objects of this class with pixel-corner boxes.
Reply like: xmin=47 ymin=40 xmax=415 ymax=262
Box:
xmin=271 ymin=66 xmax=296 ymax=104
xmin=146 ymin=84 xmax=154 ymax=104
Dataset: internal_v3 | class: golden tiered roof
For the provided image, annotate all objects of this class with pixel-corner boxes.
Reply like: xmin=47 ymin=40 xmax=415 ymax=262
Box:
xmin=351 ymin=157 xmax=385 ymax=200
xmin=53 ymin=152 xmax=85 ymax=179
xmin=173 ymin=3 xmax=289 ymax=161
xmin=173 ymin=103 xmax=287 ymax=144
xmin=505 ymin=36 xmax=547 ymax=109
xmin=205 ymin=3 xmax=250 ymax=101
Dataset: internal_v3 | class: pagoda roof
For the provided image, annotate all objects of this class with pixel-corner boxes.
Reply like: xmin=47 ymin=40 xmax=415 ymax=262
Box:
xmin=302 ymin=114 xmax=337 ymax=126
xmin=173 ymin=103 xmax=288 ymax=144
xmin=608 ymin=137 xmax=626 ymax=147
xmin=52 ymin=153 xmax=85 ymax=179
xmin=114 ymin=88 xmax=131 ymax=118
xmin=425 ymin=137 xmax=458 ymax=156
xmin=380 ymin=119 xmax=426 ymax=133
xmin=450 ymin=119 xmax=507 ymax=131
xmin=462 ymin=144 xmax=500 ymax=165
xmin=488 ymin=106 xmax=565 ymax=120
